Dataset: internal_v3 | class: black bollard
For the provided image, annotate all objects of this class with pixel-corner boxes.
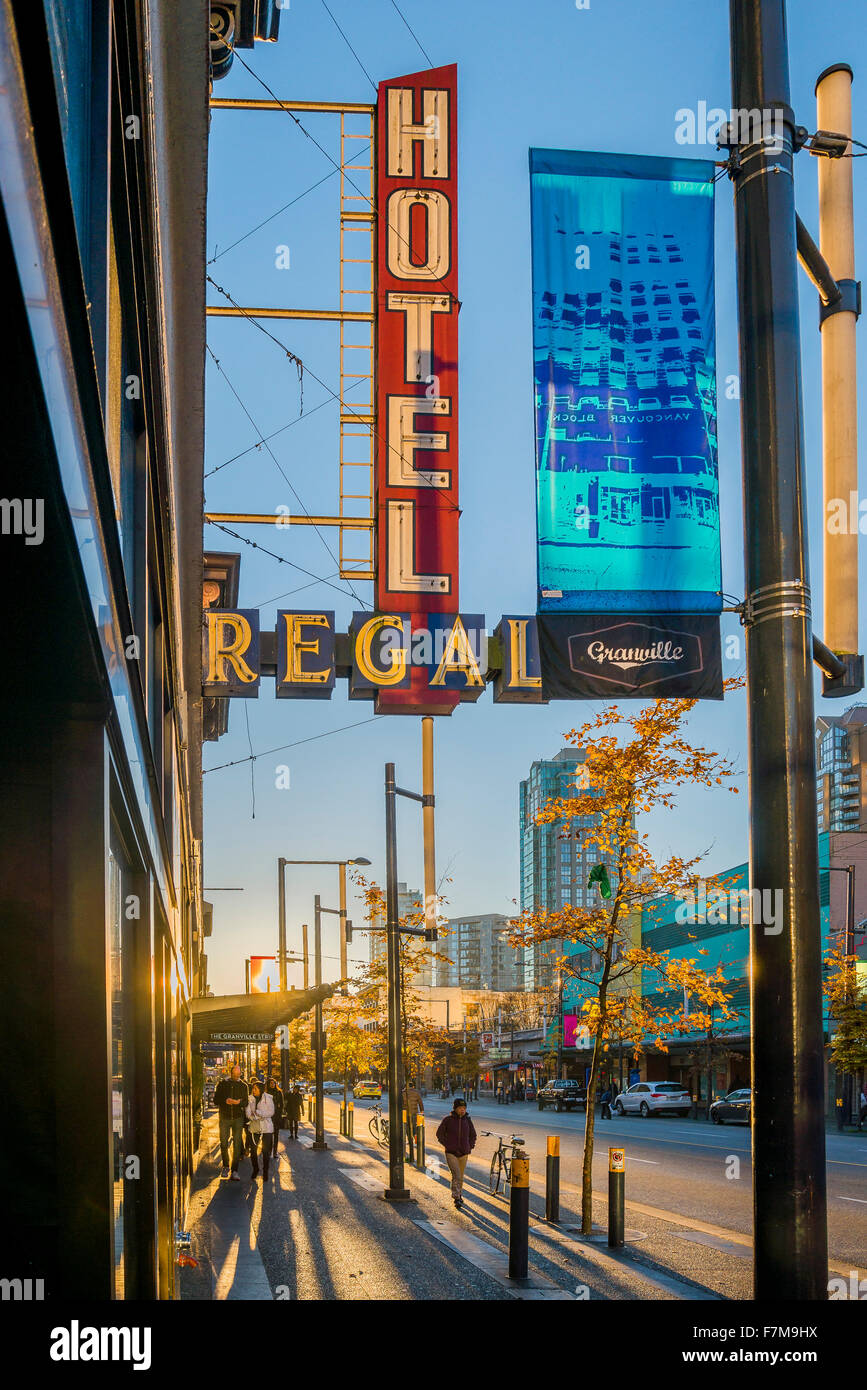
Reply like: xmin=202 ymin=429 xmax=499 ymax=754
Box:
xmin=608 ymin=1147 xmax=625 ymax=1248
xmin=508 ymin=1152 xmax=530 ymax=1279
xmin=545 ymin=1136 xmax=560 ymax=1223
xmin=416 ymin=1115 xmax=425 ymax=1171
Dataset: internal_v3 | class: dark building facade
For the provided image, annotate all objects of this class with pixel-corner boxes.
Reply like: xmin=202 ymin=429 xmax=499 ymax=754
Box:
xmin=0 ymin=0 xmax=211 ymax=1298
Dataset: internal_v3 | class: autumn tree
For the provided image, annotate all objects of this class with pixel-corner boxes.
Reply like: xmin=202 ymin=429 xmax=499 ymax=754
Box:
xmin=323 ymin=994 xmax=375 ymax=1103
xmin=279 ymin=1016 xmax=315 ymax=1084
xmin=824 ymin=950 xmax=867 ymax=1119
xmin=509 ymin=691 xmax=741 ymax=1234
xmin=446 ymin=1038 xmax=483 ymax=1096
xmin=352 ymin=875 xmax=450 ymax=1087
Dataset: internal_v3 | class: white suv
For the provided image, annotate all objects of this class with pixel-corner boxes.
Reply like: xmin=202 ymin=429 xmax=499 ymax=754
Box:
xmin=614 ymin=1082 xmax=692 ymax=1118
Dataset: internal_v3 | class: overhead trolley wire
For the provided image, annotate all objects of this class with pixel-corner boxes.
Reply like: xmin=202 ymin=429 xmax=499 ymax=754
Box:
xmin=206 ymin=344 xmax=371 ymax=608
xmin=207 ymin=519 xmax=370 ymax=606
xmin=388 ymin=0 xmax=434 ymax=67
xmin=319 ymin=1 xmax=377 ymax=92
xmin=203 ymin=715 xmax=381 ymax=775
xmin=207 ymin=275 xmax=461 ymax=516
xmin=208 ymin=25 xmax=461 ymax=307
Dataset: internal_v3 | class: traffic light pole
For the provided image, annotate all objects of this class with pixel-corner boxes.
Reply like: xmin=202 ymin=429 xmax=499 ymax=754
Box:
xmin=729 ymin=0 xmax=828 ymax=1299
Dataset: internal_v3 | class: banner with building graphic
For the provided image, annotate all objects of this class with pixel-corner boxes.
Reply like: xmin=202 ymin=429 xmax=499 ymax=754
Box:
xmin=530 ymin=149 xmax=721 ymax=609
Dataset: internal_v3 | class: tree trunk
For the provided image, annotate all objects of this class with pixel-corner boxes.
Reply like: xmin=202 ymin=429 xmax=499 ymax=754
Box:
xmin=581 ymin=1022 xmax=605 ymax=1234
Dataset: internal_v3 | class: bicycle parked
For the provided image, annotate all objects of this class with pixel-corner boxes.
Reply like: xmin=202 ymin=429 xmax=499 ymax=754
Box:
xmin=481 ymin=1130 xmax=526 ymax=1195
xmin=368 ymin=1101 xmax=390 ymax=1149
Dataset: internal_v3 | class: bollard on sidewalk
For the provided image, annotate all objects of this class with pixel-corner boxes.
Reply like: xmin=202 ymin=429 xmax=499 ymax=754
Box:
xmin=545 ymin=1136 xmax=560 ymax=1223
xmin=508 ymin=1151 xmax=530 ymax=1280
xmin=608 ymin=1147 xmax=625 ymax=1248
xmin=339 ymin=1101 xmax=345 ymax=1136
xmin=415 ymin=1115 xmax=426 ymax=1171
xmin=348 ymin=1101 xmax=354 ymax=1138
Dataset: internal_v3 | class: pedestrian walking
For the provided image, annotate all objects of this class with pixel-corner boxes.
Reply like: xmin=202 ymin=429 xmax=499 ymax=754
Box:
xmin=246 ymin=1081 xmax=275 ymax=1181
xmin=600 ymin=1085 xmax=613 ymax=1120
xmin=215 ymin=1063 xmax=248 ymax=1180
xmin=285 ymin=1083 xmax=303 ymax=1140
xmin=267 ymin=1076 xmax=285 ymax=1161
xmin=859 ymin=1081 xmax=867 ymax=1130
xmin=435 ymin=1097 xmax=476 ymax=1211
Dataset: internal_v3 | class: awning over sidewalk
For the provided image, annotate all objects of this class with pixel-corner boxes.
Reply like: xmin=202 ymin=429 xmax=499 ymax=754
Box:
xmin=190 ymin=984 xmax=335 ymax=1046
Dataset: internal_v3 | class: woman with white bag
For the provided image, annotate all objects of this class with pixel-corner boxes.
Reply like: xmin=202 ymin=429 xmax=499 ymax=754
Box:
xmin=246 ymin=1080 xmax=275 ymax=1181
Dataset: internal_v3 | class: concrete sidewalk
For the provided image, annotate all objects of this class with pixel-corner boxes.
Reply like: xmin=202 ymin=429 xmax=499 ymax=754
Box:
xmin=179 ymin=1106 xmax=737 ymax=1301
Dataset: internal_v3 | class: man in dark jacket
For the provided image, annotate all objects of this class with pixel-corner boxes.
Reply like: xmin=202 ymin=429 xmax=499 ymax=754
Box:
xmin=214 ymin=1064 xmax=248 ymax=1179
xmin=435 ymin=1098 xmax=476 ymax=1209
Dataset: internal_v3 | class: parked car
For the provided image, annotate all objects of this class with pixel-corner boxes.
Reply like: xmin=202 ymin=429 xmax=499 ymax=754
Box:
xmin=614 ymin=1081 xmax=692 ymax=1117
xmin=710 ymin=1088 xmax=752 ymax=1125
xmin=353 ymin=1080 xmax=382 ymax=1099
xmin=537 ymin=1079 xmax=586 ymax=1112
xmin=321 ymin=1081 xmax=345 ymax=1096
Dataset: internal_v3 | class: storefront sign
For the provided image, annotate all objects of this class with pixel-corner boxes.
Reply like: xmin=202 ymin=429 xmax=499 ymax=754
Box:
xmin=529 ymin=147 xmax=722 ymax=699
xmin=208 ymin=1031 xmax=273 ymax=1043
xmin=539 ymin=613 xmax=722 ymax=699
xmin=376 ymin=64 xmax=460 ymax=714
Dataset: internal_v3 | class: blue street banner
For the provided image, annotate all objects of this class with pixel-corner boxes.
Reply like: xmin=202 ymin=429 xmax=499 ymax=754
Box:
xmin=530 ymin=149 xmax=721 ymax=616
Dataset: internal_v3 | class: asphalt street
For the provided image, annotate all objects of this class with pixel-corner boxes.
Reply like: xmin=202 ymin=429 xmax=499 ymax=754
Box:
xmin=407 ymin=1095 xmax=867 ymax=1272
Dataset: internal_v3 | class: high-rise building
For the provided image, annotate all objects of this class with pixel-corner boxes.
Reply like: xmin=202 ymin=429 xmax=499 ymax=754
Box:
xmin=816 ymin=706 xmax=867 ymax=832
xmin=436 ymin=914 xmax=522 ymax=991
xmin=519 ymin=747 xmax=623 ymax=990
xmin=368 ymin=881 xmax=424 ymax=968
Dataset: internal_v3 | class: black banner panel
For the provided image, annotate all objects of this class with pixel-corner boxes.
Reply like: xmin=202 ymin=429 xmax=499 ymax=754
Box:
xmin=538 ymin=613 xmax=723 ymax=699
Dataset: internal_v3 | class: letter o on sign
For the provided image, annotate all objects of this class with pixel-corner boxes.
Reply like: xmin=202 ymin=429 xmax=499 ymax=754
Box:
xmin=386 ymin=189 xmax=451 ymax=280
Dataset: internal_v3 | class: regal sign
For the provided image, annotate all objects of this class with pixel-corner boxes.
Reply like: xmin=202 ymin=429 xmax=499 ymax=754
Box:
xmin=202 ymin=609 xmax=543 ymax=704
xmin=376 ymin=64 xmax=460 ymax=715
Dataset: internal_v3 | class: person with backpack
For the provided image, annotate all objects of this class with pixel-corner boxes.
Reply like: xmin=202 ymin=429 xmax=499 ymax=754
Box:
xmin=435 ymin=1097 xmax=477 ymax=1210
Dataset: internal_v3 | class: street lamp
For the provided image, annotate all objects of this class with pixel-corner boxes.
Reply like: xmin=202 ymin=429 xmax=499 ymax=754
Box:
xmin=383 ymin=760 xmax=439 ymax=1201
xmin=278 ymin=856 xmax=371 ymax=991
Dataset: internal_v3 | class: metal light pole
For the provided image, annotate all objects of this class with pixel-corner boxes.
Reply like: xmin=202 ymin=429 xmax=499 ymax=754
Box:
xmin=729 ymin=0 xmax=828 ymax=1298
xmin=313 ymin=895 xmax=326 ymax=1150
xmin=382 ymin=757 xmax=437 ymax=1200
xmin=278 ymin=856 xmax=371 ymax=988
xmin=384 ymin=763 xmax=408 ymax=1198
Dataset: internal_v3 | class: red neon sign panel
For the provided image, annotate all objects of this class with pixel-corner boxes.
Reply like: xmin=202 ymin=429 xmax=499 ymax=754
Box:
xmin=375 ymin=64 xmax=459 ymax=714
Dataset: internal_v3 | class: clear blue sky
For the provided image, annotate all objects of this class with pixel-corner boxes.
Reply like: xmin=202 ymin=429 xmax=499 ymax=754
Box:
xmin=202 ymin=0 xmax=867 ymax=996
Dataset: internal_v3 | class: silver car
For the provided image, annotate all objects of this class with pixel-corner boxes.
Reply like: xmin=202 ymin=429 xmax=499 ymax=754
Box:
xmin=614 ymin=1081 xmax=692 ymax=1118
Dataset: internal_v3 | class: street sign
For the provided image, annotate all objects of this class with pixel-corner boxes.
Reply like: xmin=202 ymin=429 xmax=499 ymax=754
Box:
xmin=209 ymin=1031 xmax=273 ymax=1043
xmin=480 ymin=1031 xmax=494 ymax=1048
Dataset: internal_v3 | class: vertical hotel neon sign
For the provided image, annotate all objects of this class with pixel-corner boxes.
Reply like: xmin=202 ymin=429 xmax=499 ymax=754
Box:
xmin=376 ymin=64 xmax=460 ymax=714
